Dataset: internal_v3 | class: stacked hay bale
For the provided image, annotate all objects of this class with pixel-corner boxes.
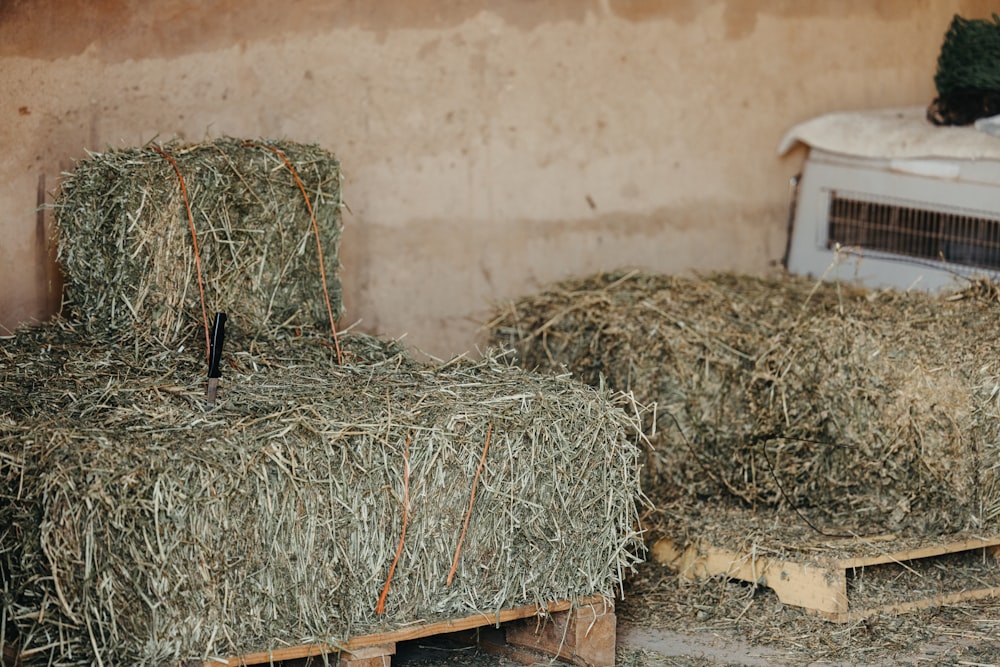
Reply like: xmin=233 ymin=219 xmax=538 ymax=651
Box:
xmin=488 ymin=270 xmax=1000 ymax=537
xmin=1 ymin=142 xmax=646 ymax=666
xmin=57 ymin=138 xmax=344 ymax=348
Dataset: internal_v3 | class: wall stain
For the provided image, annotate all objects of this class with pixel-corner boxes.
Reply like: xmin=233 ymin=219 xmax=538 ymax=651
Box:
xmin=611 ymin=0 xmax=919 ymax=25
xmin=608 ymin=0 xmax=701 ymax=25
xmin=0 ymin=0 xmax=591 ymax=62
xmin=607 ymin=0 xmax=996 ymax=39
xmin=3 ymin=0 xmax=996 ymax=62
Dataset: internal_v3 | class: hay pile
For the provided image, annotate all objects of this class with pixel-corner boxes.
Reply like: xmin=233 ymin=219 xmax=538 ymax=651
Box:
xmin=56 ymin=138 xmax=344 ymax=350
xmin=487 ymin=270 xmax=1000 ymax=536
xmin=1 ymin=141 xmax=647 ymax=666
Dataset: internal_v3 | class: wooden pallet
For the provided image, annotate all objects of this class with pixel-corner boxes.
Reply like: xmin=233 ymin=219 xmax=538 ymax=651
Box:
xmin=652 ymin=532 xmax=1000 ymax=622
xmin=2 ymin=596 xmax=614 ymax=667
xmin=191 ymin=596 xmax=613 ymax=667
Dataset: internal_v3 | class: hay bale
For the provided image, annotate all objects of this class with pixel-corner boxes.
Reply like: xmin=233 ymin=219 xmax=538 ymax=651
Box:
xmin=487 ymin=270 xmax=1000 ymax=536
xmin=55 ymin=138 xmax=343 ymax=350
xmin=0 ymin=321 xmax=646 ymax=666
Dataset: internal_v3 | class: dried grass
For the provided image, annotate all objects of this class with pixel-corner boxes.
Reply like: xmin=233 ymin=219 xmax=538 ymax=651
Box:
xmin=486 ymin=270 xmax=1000 ymax=536
xmin=55 ymin=138 xmax=344 ymax=351
xmin=1 ymin=321 xmax=647 ymax=666
xmin=2 ymin=141 xmax=648 ymax=666
xmin=619 ymin=555 xmax=1000 ymax=665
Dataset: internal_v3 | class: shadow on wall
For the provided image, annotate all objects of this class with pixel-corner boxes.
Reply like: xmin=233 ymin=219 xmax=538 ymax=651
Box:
xmin=1 ymin=174 xmax=62 ymax=334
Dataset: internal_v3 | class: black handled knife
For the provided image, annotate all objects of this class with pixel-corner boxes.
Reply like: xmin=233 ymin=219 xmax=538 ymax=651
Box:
xmin=206 ymin=312 xmax=227 ymax=407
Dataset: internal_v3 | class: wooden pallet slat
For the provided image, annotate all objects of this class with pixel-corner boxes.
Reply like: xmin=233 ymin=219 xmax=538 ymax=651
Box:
xmin=200 ymin=596 xmax=609 ymax=666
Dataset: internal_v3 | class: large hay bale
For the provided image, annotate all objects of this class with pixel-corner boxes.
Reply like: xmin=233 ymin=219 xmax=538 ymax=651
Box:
xmin=55 ymin=138 xmax=343 ymax=350
xmin=1 ymin=322 xmax=645 ymax=666
xmin=487 ymin=270 xmax=1000 ymax=536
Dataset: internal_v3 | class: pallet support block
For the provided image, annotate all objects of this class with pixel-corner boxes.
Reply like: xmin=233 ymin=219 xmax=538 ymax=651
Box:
xmin=505 ymin=600 xmax=616 ymax=667
xmin=336 ymin=643 xmax=396 ymax=666
xmin=653 ymin=538 xmax=849 ymax=616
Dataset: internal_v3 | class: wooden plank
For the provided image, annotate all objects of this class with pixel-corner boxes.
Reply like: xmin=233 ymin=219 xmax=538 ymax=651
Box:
xmin=34 ymin=171 xmax=62 ymax=320
xmin=188 ymin=596 xmax=608 ymax=666
xmin=838 ymin=535 xmax=1000 ymax=569
xmin=823 ymin=585 xmax=1000 ymax=623
xmin=35 ymin=172 xmax=48 ymax=315
xmin=651 ymin=538 xmax=848 ymax=615
xmin=762 ymin=557 xmax=848 ymax=615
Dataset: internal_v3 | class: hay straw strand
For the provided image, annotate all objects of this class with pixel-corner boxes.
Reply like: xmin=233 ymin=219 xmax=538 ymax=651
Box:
xmin=150 ymin=144 xmax=211 ymax=362
xmin=376 ymin=436 xmax=411 ymax=615
xmin=447 ymin=421 xmax=493 ymax=587
xmin=245 ymin=141 xmax=342 ymax=363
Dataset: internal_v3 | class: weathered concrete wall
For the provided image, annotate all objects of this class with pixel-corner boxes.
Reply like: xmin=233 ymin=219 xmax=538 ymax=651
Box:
xmin=0 ymin=0 xmax=993 ymax=356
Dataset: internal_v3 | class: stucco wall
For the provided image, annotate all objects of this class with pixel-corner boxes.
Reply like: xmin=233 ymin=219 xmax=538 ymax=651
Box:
xmin=0 ymin=0 xmax=993 ymax=357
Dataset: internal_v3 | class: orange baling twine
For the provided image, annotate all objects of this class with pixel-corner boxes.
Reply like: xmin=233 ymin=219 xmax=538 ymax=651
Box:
xmin=446 ymin=422 xmax=493 ymax=587
xmin=376 ymin=435 xmax=411 ymax=615
xmin=152 ymin=145 xmax=212 ymax=363
xmin=244 ymin=141 xmax=343 ymax=364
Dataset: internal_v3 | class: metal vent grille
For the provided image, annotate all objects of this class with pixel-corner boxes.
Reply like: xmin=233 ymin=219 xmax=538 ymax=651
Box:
xmin=827 ymin=193 xmax=1000 ymax=271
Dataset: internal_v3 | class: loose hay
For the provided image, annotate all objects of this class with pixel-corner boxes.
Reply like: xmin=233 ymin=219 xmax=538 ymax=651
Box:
xmin=55 ymin=138 xmax=344 ymax=350
xmin=486 ymin=270 xmax=1000 ymax=536
xmin=0 ymin=321 xmax=647 ymax=666
xmin=618 ymin=555 xmax=1000 ymax=665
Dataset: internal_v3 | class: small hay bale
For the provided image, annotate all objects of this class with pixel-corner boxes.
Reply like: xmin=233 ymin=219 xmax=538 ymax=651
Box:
xmin=0 ymin=321 xmax=646 ymax=666
xmin=486 ymin=270 xmax=1000 ymax=536
xmin=55 ymin=138 xmax=343 ymax=350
